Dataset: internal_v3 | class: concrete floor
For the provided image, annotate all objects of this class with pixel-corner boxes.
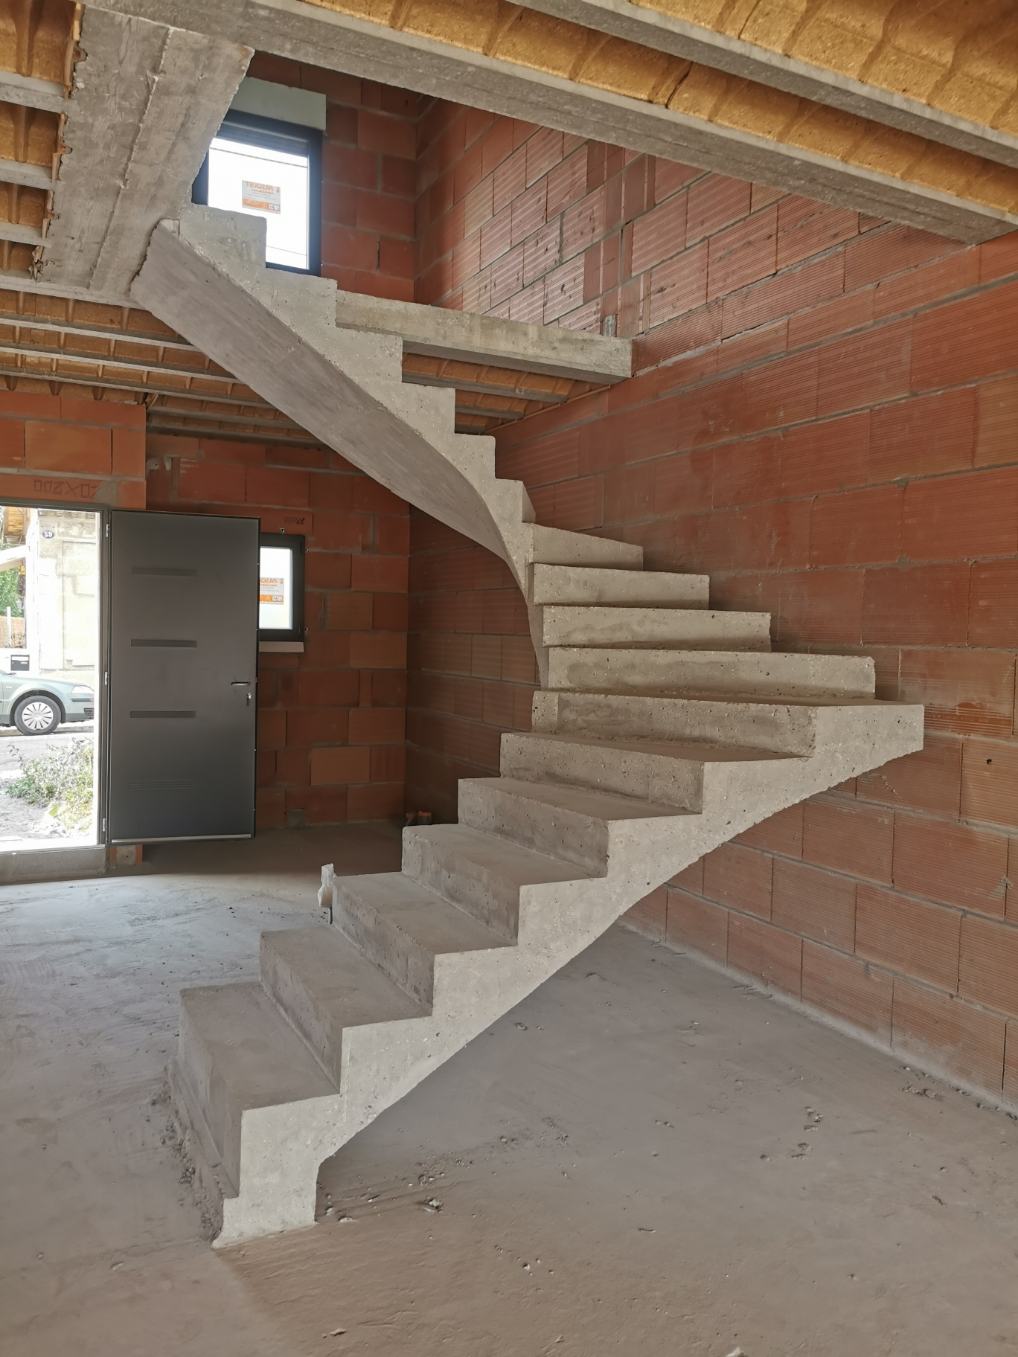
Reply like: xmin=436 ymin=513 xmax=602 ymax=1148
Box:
xmin=2 ymin=827 xmax=1018 ymax=1356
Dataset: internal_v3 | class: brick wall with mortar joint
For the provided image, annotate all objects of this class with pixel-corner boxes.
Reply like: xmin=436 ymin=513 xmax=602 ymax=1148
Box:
xmin=146 ymin=433 xmax=408 ymax=830
xmin=0 ymin=391 xmax=146 ymax=507
xmin=408 ymin=97 xmax=1018 ymax=1105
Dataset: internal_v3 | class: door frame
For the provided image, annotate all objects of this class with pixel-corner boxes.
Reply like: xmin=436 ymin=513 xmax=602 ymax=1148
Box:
xmin=0 ymin=495 xmax=112 ymax=870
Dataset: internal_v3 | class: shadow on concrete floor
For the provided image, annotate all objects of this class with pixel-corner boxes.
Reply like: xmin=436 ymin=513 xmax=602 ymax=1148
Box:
xmin=137 ymin=820 xmax=403 ymax=882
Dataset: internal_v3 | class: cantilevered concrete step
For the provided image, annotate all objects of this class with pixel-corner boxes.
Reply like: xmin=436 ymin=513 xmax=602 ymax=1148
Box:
xmin=177 ymin=981 xmax=337 ymax=1192
xmin=546 ymin=647 xmax=875 ymax=700
xmin=501 ymin=730 xmax=795 ymax=806
xmin=260 ymin=926 xmax=425 ymax=1086
xmin=401 ymin=821 xmax=589 ymax=934
xmin=531 ymin=563 xmax=709 ymax=608
xmin=541 ymin=604 xmax=771 ymax=649
xmin=531 ymin=689 xmax=920 ymax=755
xmin=530 ymin=524 xmax=643 ymax=569
xmin=332 ymin=872 xmax=509 ymax=1004
xmin=458 ymin=775 xmax=686 ymax=873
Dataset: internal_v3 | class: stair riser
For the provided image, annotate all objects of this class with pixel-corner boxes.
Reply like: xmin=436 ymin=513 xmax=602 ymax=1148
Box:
xmin=531 ymin=691 xmax=819 ymax=754
xmin=546 ymin=649 xmax=875 ymax=700
xmin=530 ymin=525 xmax=643 ymax=569
xmin=459 ymin=782 xmax=610 ymax=874
xmin=500 ymin=733 xmax=705 ymax=808
xmin=401 ymin=833 xmax=521 ymax=936
xmin=178 ymin=1002 xmax=244 ymax=1189
xmin=333 ymin=887 xmax=437 ymax=1005
xmin=531 ymin=564 xmax=709 ymax=609
xmin=541 ymin=606 xmax=771 ymax=650
xmin=260 ymin=942 xmax=344 ymax=1085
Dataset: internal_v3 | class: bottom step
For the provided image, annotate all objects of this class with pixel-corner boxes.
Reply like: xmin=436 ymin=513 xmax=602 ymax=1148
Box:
xmin=178 ymin=980 xmax=336 ymax=1189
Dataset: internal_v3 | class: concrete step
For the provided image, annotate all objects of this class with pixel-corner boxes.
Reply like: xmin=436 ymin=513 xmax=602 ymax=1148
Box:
xmin=541 ymin=604 xmax=771 ymax=650
xmin=177 ymin=981 xmax=336 ymax=1192
xmin=401 ymin=822 xmax=588 ymax=935
xmin=458 ymin=775 xmax=685 ymax=873
xmin=500 ymin=731 xmax=794 ymax=806
xmin=546 ymin=647 xmax=875 ymax=700
xmin=531 ymin=689 xmax=920 ymax=756
xmin=529 ymin=524 xmax=643 ymax=569
xmin=332 ymin=872 xmax=508 ymax=1004
xmin=260 ymin=926 xmax=425 ymax=1086
xmin=531 ymin=689 xmax=824 ymax=753
xmin=531 ymin=564 xmax=709 ymax=608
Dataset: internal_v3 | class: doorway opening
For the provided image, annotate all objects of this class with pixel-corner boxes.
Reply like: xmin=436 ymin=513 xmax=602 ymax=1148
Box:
xmin=0 ymin=503 xmax=101 ymax=853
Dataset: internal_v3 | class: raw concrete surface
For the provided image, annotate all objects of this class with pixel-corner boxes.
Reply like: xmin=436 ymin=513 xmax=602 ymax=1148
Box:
xmin=2 ymin=825 xmax=1018 ymax=1356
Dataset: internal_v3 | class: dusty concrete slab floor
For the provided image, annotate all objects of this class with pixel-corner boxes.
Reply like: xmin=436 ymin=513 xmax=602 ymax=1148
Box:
xmin=2 ymin=825 xmax=1018 ymax=1356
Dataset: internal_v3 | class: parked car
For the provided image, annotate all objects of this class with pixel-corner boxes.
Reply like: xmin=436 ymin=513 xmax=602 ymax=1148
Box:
xmin=0 ymin=672 xmax=95 ymax=735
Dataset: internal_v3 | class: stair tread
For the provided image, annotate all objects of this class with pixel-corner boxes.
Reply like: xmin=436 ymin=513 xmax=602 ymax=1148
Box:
xmin=508 ymin=731 xmax=799 ymax=763
xmin=546 ymin=687 xmax=906 ymax=709
xmin=467 ymin=775 xmax=687 ymax=821
xmin=181 ymin=980 xmax=337 ymax=1106
xmin=406 ymin=822 xmax=590 ymax=887
xmin=531 ymin=564 xmax=709 ymax=607
xmin=547 ymin=646 xmax=866 ymax=665
xmin=336 ymin=872 xmax=507 ymax=955
xmin=265 ymin=925 xmax=426 ymax=1025
xmin=542 ymin=606 xmax=764 ymax=622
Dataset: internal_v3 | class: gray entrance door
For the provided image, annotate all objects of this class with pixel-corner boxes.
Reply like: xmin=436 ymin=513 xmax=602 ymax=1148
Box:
xmin=107 ymin=511 xmax=258 ymax=842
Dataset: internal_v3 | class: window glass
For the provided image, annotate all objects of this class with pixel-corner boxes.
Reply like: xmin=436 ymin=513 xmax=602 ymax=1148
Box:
xmin=206 ymin=134 xmax=311 ymax=270
xmin=259 ymin=544 xmax=294 ymax=632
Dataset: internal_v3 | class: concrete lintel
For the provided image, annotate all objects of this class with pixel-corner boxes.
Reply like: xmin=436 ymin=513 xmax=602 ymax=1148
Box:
xmin=83 ymin=0 xmax=1018 ymax=242
xmin=38 ymin=9 xmax=251 ymax=294
xmin=0 ymin=157 xmax=52 ymax=191
xmin=335 ymin=290 xmax=631 ymax=383
xmin=0 ymin=70 xmax=69 ymax=114
xmin=516 ymin=0 xmax=1018 ymax=171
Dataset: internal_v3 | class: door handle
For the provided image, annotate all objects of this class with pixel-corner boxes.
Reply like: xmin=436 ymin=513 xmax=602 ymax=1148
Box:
xmin=230 ymin=679 xmax=254 ymax=707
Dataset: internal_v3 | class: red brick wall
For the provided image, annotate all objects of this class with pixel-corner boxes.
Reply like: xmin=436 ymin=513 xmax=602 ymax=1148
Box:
xmin=0 ymin=391 xmax=145 ymax=506
xmin=248 ymin=52 xmax=418 ymax=301
xmin=408 ymin=98 xmax=1018 ymax=1102
xmin=146 ymin=433 xmax=408 ymax=829
xmin=407 ymin=511 xmax=534 ymax=822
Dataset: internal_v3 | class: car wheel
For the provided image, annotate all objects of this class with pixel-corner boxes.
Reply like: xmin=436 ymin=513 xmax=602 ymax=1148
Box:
xmin=13 ymin=695 xmax=61 ymax=736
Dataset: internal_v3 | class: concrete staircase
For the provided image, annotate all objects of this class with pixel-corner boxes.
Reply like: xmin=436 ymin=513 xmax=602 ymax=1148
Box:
xmin=135 ymin=208 xmax=924 ymax=1246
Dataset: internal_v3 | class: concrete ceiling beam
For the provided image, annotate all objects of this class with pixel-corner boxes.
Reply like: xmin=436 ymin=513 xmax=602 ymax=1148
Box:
xmin=0 ymin=70 xmax=68 ymax=114
xmin=82 ymin=0 xmax=1018 ymax=242
xmin=0 ymin=333 xmax=232 ymax=379
xmin=0 ymin=219 xmax=42 ymax=245
xmin=37 ymin=8 xmax=251 ymax=294
xmin=0 ymin=310 xmax=197 ymax=351
xmin=514 ymin=0 xmax=1018 ymax=171
xmin=146 ymin=419 xmax=318 ymax=445
xmin=0 ymin=155 xmax=51 ymax=190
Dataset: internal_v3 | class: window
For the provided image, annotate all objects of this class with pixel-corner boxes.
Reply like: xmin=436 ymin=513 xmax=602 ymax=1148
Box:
xmin=194 ymin=110 xmax=322 ymax=274
xmin=258 ymin=533 xmax=305 ymax=645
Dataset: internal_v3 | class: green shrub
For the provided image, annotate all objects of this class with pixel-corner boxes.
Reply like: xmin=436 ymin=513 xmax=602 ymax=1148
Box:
xmin=9 ymin=737 xmax=94 ymax=830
